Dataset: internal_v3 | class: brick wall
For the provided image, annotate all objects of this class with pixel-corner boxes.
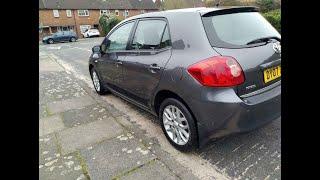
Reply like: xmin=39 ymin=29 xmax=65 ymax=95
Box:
xmin=39 ymin=10 xmax=76 ymax=27
xmin=39 ymin=9 xmax=159 ymax=39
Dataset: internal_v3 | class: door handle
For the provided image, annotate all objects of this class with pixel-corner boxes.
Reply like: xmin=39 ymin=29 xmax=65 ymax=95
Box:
xmin=149 ymin=64 xmax=161 ymax=71
xmin=116 ymin=60 xmax=123 ymax=65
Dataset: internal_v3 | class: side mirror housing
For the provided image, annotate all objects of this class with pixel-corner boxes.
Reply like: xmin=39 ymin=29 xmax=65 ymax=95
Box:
xmin=92 ymin=45 xmax=101 ymax=53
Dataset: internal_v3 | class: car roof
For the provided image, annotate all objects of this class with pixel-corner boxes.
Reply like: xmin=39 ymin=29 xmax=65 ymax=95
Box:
xmin=124 ymin=6 xmax=258 ymax=21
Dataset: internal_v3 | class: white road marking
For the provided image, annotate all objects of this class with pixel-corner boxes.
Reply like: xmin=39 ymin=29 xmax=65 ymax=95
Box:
xmin=64 ymin=45 xmax=91 ymax=52
xmin=47 ymin=46 xmax=61 ymax=50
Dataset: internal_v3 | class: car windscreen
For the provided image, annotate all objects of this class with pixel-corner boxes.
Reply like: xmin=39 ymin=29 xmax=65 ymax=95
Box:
xmin=202 ymin=12 xmax=280 ymax=48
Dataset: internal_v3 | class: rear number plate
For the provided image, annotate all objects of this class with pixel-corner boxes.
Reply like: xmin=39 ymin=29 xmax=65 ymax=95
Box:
xmin=263 ymin=65 xmax=281 ymax=83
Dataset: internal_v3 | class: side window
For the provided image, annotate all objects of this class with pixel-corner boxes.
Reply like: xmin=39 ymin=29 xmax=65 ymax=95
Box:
xmin=160 ymin=25 xmax=171 ymax=48
xmin=106 ymin=22 xmax=134 ymax=51
xmin=132 ymin=20 xmax=167 ymax=50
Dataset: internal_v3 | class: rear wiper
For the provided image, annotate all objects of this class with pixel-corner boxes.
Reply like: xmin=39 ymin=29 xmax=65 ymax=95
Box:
xmin=246 ymin=36 xmax=280 ymax=45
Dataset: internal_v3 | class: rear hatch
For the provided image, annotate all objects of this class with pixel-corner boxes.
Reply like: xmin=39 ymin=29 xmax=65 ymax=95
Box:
xmin=201 ymin=7 xmax=281 ymax=97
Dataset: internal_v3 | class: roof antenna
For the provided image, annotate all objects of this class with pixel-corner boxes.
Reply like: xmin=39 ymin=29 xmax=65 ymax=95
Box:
xmin=215 ymin=0 xmax=221 ymax=7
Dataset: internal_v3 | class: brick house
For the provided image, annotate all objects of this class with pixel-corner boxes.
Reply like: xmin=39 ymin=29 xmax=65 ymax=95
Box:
xmin=39 ymin=0 xmax=158 ymax=39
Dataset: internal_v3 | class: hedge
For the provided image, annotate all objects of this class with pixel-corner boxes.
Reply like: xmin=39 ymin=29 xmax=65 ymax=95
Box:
xmin=99 ymin=15 xmax=122 ymax=36
xmin=263 ymin=9 xmax=281 ymax=33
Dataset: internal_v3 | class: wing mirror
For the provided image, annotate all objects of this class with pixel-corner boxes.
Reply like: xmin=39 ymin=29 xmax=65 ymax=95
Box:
xmin=92 ymin=45 xmax=101 ymax=59
xmin=92 ymin=45 xmax=101 ymax=53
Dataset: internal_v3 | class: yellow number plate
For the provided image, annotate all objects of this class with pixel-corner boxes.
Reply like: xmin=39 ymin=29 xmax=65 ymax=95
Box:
xmin=263 ymin=65 xmax=281 ymax=83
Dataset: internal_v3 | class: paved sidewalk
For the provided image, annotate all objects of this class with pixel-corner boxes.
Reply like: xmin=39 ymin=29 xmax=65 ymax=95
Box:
xmin=39 ymin=53 xmax=200 ymax=180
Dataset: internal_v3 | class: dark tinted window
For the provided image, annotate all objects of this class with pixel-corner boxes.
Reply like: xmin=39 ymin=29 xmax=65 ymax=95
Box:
xmin=107 ymin=21 xmax=134 ymax=51
xmin=132 ymin=20 xmax=167 ymax=50
xmin=202 ymin=12 xmax=280 ymax=48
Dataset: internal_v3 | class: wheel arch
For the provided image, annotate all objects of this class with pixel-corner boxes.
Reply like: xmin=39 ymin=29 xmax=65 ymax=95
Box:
xmin=153 ymin=90 xmax=197 ymax=122
xmin=153 ymin=89 xmax=200 ymax=146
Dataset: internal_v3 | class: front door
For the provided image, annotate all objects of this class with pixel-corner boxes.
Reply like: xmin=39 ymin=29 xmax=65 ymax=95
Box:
xmin=121 ymin=19 xmax=172 ymax=105
xmin=96 ymin=21 xmax=135 ymax=89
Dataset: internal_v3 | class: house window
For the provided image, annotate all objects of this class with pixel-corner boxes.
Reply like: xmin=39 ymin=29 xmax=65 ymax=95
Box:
xmin=115 ymin=10 xmax=119 ymax=16
xmin=53 ymin=10 xmax=59 ymax=17
xmin=66 ymin=10 xmax=72 ymax=17
xmin=78 ymin=10 xmax=89 ymax=16
xmin=124 ymin=10 xmax=129 ymax=17
xmin=80 ymin=25 xmax=91 ymax=33
xmin=100 ymin=10 xmax=109 ymax=16
xmin=140 ymin=10 xmax=145 ymax=14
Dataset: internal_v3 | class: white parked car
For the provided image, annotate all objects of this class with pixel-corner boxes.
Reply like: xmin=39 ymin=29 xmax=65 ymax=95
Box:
xmin=82 ymin=29 xmax=100 ymax=38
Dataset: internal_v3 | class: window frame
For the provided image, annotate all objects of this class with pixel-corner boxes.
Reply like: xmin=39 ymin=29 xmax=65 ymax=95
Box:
xmin=78 ymin=10 xmax=89 ymax=17
xmin=100 ymin=10 xmax=109 ymax=16
xmin=102 ymin=20 xmax=137 ymax=52
xmin=124 ymin=10 xmax=129 ymax=16
xmin=128 ymin=17 xmax=172 ymax=51
xmin=115 ymin=10 xmax=119 ymax=16
xmin=66 ymin=10 xmax=72 ymax=17
xmin=53 ymin=10 xmax=59 ymax=17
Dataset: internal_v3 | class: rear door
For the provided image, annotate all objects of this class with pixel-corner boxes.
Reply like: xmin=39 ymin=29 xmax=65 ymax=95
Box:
xmin=54 ymin=32 xmax=64 ymax=42
xmin=201 ymin=9 xmax=281 ymax=96
xmin=62 ymin=31 xmax=70 ymax=41
xmin=121 ymin=18 xmax=172 ymax=105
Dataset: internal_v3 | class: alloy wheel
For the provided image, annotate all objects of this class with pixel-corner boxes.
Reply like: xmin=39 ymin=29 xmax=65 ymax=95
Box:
xmin=163 ymin=105 xmax=190 ymax=145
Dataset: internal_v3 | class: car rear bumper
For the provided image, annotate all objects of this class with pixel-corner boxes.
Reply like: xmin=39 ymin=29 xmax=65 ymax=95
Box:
xmin=192 ymin=84 xmax=281 ymax=147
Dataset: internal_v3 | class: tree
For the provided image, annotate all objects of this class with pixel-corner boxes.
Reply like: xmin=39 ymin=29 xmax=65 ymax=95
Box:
xmin=155 ymin=0 xmax=164 ymax=10
xmin=256 ymin=0 xmax=275 ymax=12
xmin=163 ymin=0 xmax=189 ymax=10
xmin=99 ymin=14 xmax=122 ymax=36
xmin=204 ymin=0 xmax=243 ymax=7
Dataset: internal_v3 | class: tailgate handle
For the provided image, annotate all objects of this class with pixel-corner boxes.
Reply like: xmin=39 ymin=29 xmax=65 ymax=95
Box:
xmin=149 ymin=64 xmax=161 ymax=70
xmin=260 ymin=59 xmax=281 ymax=69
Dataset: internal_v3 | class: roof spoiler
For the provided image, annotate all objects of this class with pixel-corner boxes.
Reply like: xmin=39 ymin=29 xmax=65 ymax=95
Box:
xmin=201 ymin=6 xmax=259 ymax=17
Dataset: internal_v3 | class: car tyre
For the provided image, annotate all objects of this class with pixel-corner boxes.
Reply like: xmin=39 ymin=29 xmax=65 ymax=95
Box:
xmin=90 ymin=68 xmax=109 ymax=95
xmin=70 ymin=37 xmax=76 ymax=42
xmin=48 ymin=39 xmax=54 ymax=44
xmin=159 ymin=98 xmax=198 ymax=151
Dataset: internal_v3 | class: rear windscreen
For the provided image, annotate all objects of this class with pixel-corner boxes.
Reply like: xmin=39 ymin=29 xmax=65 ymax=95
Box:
xmin=202 ymin=12 xmax=280 ymax=48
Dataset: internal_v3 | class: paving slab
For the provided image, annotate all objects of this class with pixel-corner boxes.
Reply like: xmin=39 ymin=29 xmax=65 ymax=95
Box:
xmin=62 ymin=103 xmax=112 ymax=128
xmin=115 ymin=115 xmax=134 ymax=128
xmin=39 ymin=58 xmax=64 ymax=72
xmin=80 ymin=135 xmax=156 ymax=180
xmin=57 ymin=118 xmax=123 ymax=155
xmin=39 ymin=114 xmax=65 ymax=136
xmin=47 ymin=95 xmax=96 ymax=114
xmin=39 ymin=72 xmax=87 ymax=104
xmin=39 ymin=151 xmax=87 ymax=180
xmin=120 ymin=160 xmax=178 ymax=180
xmin=39 ymin=134 xmax=87 ymax=179
xmin=39 ymin=134 xmax=59 ymax=165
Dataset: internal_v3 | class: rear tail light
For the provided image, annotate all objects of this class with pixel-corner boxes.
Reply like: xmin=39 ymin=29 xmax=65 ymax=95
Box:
xmin=187 ymin=56 xmax=245 ymax=87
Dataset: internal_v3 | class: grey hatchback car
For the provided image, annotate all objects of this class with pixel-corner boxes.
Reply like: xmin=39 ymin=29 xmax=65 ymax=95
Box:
xmin=42 ymin=31 xmax=78 ymax=44
xmin=88 ymin=7 xmax=281 ymax=151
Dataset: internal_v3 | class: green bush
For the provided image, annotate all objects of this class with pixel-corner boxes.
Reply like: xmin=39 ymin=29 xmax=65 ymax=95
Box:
xmin=99 ymin=14 xmax=122 ymax=36
xmin=256 ymin=0 xmax=276 ymax=12
xmin=263 ymin=9 xmax=281 ymax=33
